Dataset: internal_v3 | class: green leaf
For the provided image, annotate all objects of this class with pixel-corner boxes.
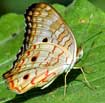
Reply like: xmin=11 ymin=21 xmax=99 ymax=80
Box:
xmin=0 ymin=13 xmax=24 ymax=101
xmin=0 ymin=0 xmax=105 ymax=103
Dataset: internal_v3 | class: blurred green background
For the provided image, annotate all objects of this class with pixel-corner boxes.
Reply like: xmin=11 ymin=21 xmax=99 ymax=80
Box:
xmin=0 ymin=0 xmax=105 ymax=16
xmin=0 ymin=0 xmax=105 ymax=103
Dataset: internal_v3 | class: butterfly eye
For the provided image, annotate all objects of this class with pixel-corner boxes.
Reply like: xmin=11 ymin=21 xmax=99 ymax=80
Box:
xmin=42 ymin=37 xmax=48 ymax=42
xmin=23 ymin=74 xmax=29 ymax=80
xmin=31 ymin=56 xmax=37 ymax=62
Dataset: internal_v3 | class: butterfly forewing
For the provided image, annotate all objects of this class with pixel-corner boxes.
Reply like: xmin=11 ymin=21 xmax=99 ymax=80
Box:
xmin=3 ymin=3 xmax=77 ymax=94
xmin=25 ymin=3 xmax=77 ymax=60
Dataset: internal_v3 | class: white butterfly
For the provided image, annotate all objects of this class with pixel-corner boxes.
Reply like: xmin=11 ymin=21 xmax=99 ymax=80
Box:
xmin=3 ymin=3 xmax=83 ymax=94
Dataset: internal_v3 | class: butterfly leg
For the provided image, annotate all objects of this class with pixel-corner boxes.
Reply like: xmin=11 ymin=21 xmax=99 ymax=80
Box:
xmin=73 ymin=67 xmax=93 ymax=89
xmin=64 ymin=69 xmax=71 ymax=97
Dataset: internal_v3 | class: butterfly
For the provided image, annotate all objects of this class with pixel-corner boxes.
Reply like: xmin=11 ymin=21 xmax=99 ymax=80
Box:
xmin=3 ymin=3 xmax=83 ymax=94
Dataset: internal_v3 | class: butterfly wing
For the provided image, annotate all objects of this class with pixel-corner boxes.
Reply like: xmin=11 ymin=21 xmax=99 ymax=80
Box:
xmin=3 ymin=3 xmax=77 ymax=94
xmin=24 ymin=3 xmax=77 ymax=66
xmin=3 ymin=43 xmax=69 ymax=94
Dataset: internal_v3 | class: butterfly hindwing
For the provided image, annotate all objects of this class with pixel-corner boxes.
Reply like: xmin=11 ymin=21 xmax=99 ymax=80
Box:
xmin=3 ymin=43 xmax=69 ymax=94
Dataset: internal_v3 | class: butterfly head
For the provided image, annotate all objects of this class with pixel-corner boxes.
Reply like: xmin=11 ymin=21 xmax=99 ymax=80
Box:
xmin=76 ymin=47 xmax=83 ymax=62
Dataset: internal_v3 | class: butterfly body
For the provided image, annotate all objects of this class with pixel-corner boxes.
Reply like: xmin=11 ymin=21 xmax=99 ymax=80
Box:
xmin=3 ymin=3 xmax=79 ymax=94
